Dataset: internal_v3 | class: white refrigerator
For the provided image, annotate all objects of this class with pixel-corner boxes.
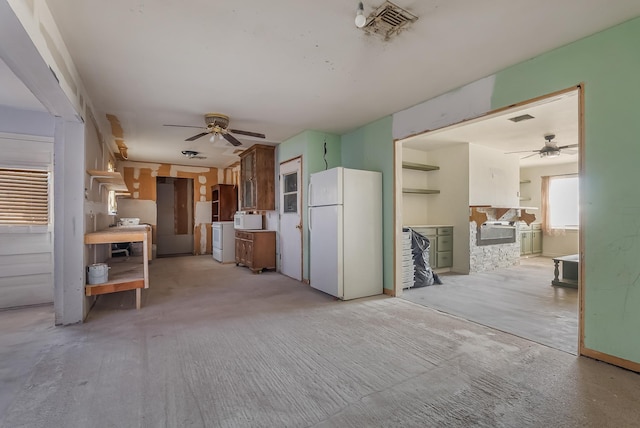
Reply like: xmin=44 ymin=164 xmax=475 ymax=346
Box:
xmin=308 ymin=167 xmax=383 ymax=300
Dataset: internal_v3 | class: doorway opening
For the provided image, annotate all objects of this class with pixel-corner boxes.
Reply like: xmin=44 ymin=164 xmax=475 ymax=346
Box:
xmin=395 ymin=87 xmax=582 ymax=355
xmin=156 ymin=177 xmax=194 ymax=257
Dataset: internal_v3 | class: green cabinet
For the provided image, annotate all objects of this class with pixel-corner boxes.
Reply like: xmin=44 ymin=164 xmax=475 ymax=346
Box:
xmin=520 ymin=223 xmax=542 ymax=255
xmin=412 ymin=226 xmax=453 ymax=269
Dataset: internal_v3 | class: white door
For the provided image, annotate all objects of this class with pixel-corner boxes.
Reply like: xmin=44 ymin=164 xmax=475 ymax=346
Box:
xmin=279 ymin=157 xmax=302 ymax=280
xmin=309 ymin=205 xmax=343 ymax=298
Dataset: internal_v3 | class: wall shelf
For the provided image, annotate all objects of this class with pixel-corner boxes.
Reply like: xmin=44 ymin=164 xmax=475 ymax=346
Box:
xmin=402 ymin=162 xmax=440 ymax=172
xmin=520 ymin=179 xmax=531 ymax=184
xmin=87 ymin=170 xmax=128 ymax=193
xmin=402 ymin=162 xmax=440 ymax=195
xmin=403 ymin=188 xmax=440 ymax=195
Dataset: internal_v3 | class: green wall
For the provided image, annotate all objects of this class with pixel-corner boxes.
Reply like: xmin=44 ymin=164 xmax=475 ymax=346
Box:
xmin=277 ymin=130 xmax=341 ymax=280
xmin=341 ymin=116 xmax=394 ymax=291
xmin=277 ymin=17 xmax=640 ymax=364
xmin=491 ymin=17 xmax=640 ymax=362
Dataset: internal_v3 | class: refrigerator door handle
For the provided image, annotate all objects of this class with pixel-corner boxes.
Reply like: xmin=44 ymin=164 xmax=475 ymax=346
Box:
xmin=308 ymin=207 xmax=312 ymax=232
xmin=308 ymin=182 xmax=313 ymax=207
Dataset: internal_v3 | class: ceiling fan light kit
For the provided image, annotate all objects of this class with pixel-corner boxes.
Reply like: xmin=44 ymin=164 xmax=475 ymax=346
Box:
xmin=504 ymin=133 xmax=578 ymax=160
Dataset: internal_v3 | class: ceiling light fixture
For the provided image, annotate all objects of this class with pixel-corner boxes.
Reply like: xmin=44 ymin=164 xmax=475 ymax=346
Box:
xmin=355 ymin=2 xmax=366 ymax=28
xmin=540 ymin=150 xmax=560 ymax=158
xmin=210 ymin=133 xmax=216 ymax=143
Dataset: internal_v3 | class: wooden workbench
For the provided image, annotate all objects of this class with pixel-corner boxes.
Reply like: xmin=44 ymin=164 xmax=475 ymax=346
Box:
xmin=84 ymin=225 xmax=151 ymax=309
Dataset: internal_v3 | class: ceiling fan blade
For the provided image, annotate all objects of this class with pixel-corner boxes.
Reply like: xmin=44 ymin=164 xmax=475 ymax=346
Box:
xmin=222 ymin=132 xmax=243 ymax=146
xmin=505 ymin=149 xmax=539 ymax=154
xmin=185 ymin=132 xmax=209 ymax=142
xmin=520 ymin=153 xmax=539 ymax=159
xmin=163 ymin=124 xmax=204 ymax=129
xmin=229 ymin=129 xmax=266 ymax=139
xmin=558 ymin=144 xmax=579 ymax=150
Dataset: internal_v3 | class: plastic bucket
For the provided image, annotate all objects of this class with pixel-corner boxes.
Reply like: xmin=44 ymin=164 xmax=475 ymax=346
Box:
xmin=87 ymin=263 xmax=109 ymax=284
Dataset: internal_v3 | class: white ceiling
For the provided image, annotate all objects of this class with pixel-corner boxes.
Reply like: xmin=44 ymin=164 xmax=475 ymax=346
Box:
xmin=402 ymin=90 xmax=579 ymax=167
xmin=12 ymin=1 xmax=639 ymax=167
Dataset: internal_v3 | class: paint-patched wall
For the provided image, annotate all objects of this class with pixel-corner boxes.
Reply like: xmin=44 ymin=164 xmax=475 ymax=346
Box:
xmin=117 ymin=161 xmax=237 ymax=255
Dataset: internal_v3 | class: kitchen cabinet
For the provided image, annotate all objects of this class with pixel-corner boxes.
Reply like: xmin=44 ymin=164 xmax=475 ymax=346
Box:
xmin=211 ymin=184 xmax=237 ymax=222
xmin=520 ymin=223 xmax=542 ymax=255
xmin=235 ymin=230 xmax=276 ymax=273
xmin=411 ymin=226 xmax=453 ymax=269
xmin=239 ymin=144 xmax=275 ymax=211
xmin=402 ymin=162 xmax=440 ymax=195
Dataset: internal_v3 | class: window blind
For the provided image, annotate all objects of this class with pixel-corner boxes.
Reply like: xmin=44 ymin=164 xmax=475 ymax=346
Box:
xmin=0 ymin=168 xmax=50 ymax=225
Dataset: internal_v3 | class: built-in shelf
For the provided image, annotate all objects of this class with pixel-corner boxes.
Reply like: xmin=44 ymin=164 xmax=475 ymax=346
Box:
xmin=520 ymin=179 xmax=531 ymax=184
xmin=402 ymin=162 xmax=440 ymax=195
xmin=403 ymin=188 xmax=441 ymax=195
xmin=402 ymin=162 xmax=440 ymax=171
xmin=87 ymin=170 xmax=129 ymax=193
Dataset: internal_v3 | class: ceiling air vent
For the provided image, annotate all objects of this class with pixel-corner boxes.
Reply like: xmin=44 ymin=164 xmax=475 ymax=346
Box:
xmin=362 ymin=1 xmax=418 ymax=41
xmin=508 ymin=114 xmax=535 ymax=123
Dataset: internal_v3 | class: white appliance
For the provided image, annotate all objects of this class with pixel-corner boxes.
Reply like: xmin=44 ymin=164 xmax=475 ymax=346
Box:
xmin=233 ymin=212 xmax=263 ymax=230
xmin=212 ymin=221 xmax=235 ymax=263
xmin=308 ymin=167 xmax=383 ymax=300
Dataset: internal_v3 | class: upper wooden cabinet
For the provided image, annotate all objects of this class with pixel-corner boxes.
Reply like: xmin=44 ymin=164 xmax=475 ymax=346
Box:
xmin=211 ymin=184 xmax=237 ymax=222
xmin=239 ymin=144 xmax=275 ymax=211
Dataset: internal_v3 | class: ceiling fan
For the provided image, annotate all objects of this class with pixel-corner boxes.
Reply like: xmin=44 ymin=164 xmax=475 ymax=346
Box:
xmin=181 ymin=150 xmax=207 ymax=160
xmin=506 ymin=134 xmax=578 ymax=159
xmin=164 ymin=113 xmax=265 ymax=147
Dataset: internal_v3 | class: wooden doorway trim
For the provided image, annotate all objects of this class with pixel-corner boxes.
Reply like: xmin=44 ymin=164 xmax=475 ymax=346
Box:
xmin=391 ymin=84 xmax=616 ymax=368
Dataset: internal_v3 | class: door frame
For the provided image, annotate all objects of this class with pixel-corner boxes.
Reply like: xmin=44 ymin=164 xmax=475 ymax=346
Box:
xmin=393 ymin=84 xmax=589 ymax=360
xmin=278 ymin=156 xmax=303 ymax=281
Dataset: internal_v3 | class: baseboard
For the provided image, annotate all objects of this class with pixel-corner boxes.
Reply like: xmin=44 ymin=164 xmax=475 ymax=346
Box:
xmin=383 ymin=288 xmax=395 ymax=297
xmin=581 ymin=347 xmax=640 ymax=373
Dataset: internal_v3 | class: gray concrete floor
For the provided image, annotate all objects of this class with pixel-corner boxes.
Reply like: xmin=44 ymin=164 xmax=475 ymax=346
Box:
xmin=1 ymin=255 xmax=639 ymax=427
xmin=402 ymin=256 xmax=578 ymax=354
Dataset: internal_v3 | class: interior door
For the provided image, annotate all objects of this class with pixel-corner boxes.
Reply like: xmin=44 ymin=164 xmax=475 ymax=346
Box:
xmin=279 ymin=157 xmax=302 ymax=280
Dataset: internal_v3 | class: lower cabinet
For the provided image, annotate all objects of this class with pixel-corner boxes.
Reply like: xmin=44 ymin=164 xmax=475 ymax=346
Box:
xmin=235 ymin=230 xmax=276 ymax=273
xmin=520 ymin=223 xmax=542 ymax=255
xmin=412 ymin=226 xmax=453 ymax=269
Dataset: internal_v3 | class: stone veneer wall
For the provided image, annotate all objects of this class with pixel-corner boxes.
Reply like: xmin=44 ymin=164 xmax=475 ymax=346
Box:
xmin=469 ymin=222 xmax=520 ymax=273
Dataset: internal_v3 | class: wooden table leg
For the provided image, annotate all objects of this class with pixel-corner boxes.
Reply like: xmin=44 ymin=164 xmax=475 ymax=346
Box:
xmin=136 ymin=288 xmax=141 ymax=310
xmin=553 ymin=259 xmax=560 ymax=285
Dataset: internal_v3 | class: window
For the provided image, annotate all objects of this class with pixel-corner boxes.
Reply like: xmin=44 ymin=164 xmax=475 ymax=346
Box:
xmin=282 ymin=172 xmax=298 ymax=213
xmin=546 ymin=175 xmax=579 ymax=229
xmin=0 ymin=168 xmax=50 ymax=225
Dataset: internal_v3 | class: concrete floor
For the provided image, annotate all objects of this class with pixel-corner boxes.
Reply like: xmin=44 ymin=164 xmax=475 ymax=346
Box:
xmin=403 ymin=256 xmax=578 ymax=354
xmin=1 ymin=255 xmax=639 ymax=427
